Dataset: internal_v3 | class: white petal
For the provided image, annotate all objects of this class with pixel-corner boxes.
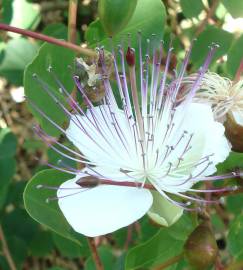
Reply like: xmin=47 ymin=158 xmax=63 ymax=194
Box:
xmin=65 ymin=105 xmax=141 ymax=180
xmin=57 ymin=176 xmax=153 ymax=237
xmin=178 ymin=103 xmax=230 ymax=174
xmin=156 ymin=103 xmax=231 ymax=192
xmin=231 ymin=110 xmax=243 ymax=126
xmin=193 ymin=104 xmax=231 ymax=176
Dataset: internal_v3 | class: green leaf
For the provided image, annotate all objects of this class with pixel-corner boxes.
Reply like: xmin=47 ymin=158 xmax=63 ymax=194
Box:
xmin=221 ymin=0 xmax=243 ymax=18
xmin=23 ymin=169 xmax=84 ymax=246
xmin=85 ymin=0 xmax=166 ymax=52
xmin=226 ymin=194 xmax=243 ymax=215
xmin=85 ymin=19 xmax=107 ymax=44
xmin=0 ymin=128 xmax=17 ymax=209
xmin=7 ymin=236 xmax=28 ymax=268
xmin=0 ymin=157 xmax=16 ymax=209
xmin=0 ymin=156 xmax=16 ymax=184
xmin=98 ymin=0 xmax=138 ymax=36
xmin=147 ymin=191 xmax=183 ymax=227
xmin=217 ymin=151 xmax=243 ymax=174
xmin=180 ymin=0 xmax=204 ymax=18
xmin=1 ymin=0 xmax=13 ymax=24
xmin=2 ymin=208 xmax=38 ymax=245
xmin=0 ymin=256 xmax=9 ymax=270
xmin=125 ymin=214 xmax=195 ymax=269
xmin=6 ymin=181 xmax=26 ymax=207
xmin=52 ymin=232 xmax=89 ymax=258
xmin=227 ymin=34 xmax=243 ymax=78
xmin=24 ymin=43 xmax=75 ymax=136
xmin=228 ymin=215 xmax=243 ymax=259
xmin=0 ymin=185 xmax=9 ymax=211
xmin=23 ymin=139 xmax=44 ymax=153
xmin=8 ymin=0 xmax=40 ymax=36
xmin=0 ymin=38 xmax=39 ymax=85
xmin=29 ymin=230 xmax=54 ymax=257
xmin=0 ymin=128 xmax=17 ymax=159
xmin=191 ymin=26 xmax=233 ymax=68
xmin=42 ymin=23 xmax=68 ymax=41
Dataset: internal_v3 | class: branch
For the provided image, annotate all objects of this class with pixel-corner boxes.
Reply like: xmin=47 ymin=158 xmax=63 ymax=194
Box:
xmin=0 ymin=23 xmax=96 ymax=57
xmin=195 ymin=0 xmax=219 ymax=37
xmin=87 ymin=237 xmax=104 ymax=270
xmin=68 ymin=0 xmax=78 ymax=43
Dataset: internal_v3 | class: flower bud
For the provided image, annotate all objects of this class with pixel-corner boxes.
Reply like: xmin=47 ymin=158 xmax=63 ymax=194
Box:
xmin=184 ymin=222 xmax=218 ymax=270
xmin=225 ymin=112 xmax=243 ymax=152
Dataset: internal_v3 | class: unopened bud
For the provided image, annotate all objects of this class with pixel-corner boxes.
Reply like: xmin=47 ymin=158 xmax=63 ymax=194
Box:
xmin=184 ymin=222 xmax=218 ymax=270
xmin=76 ymin=176 xmax=100 ymax=188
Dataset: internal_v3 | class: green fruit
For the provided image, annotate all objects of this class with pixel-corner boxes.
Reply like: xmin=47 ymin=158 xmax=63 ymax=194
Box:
xmin=98 ymin=0 xmax=138 ymax=36
xmin=184 ymin=222 xmax=218 ymax=270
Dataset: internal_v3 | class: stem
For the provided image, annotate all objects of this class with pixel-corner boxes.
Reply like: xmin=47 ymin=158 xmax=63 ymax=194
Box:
xmin=152 ymin=253 xmax=184 ymax=270
xmin=195 ymin=0 xmax=219 ymax=37
xmin=0 ymin=225 xmax=17 ymax=270
xmin=87 ymin=237 xmax=104 ymax=270
xmin=124 ymin=225 xmax=133 ymax=249
xmin=0 ymin=23 xmax=96 ymax=57
xmin=68 ymin=0 xmax=78 ymax=43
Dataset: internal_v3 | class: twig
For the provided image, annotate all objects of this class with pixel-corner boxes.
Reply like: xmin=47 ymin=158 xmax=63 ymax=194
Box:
xmin=87 ymin=237 xmax=104 ymax=270
xmin=195 ymin=0 xmax=219 ymax=37
xmin=0 ymin=23 xmax=96 ymax=57
xmin=152 ymin=253 xmax=184 ymax=270
xmin=124 ymin=225 xmax=133 ymax=249
xmin=0 ymin=225 xmax=17 ymax=270
xmin=68 ymin=0 xmax=78 ymax=44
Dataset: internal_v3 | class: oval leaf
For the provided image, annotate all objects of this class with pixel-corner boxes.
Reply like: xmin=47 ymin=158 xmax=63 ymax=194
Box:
xmin=86 ymin=0 xmax=166 ymax=54
xmin=24 ymin=43 xmax=75 ymax=136
xmin=98 ymin=0 xmax=138 ymax=36
xmin=23 ymin=169 xmax=84 ymax=246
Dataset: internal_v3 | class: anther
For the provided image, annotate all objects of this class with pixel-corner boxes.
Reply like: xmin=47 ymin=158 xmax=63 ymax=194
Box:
xmin=126 ymin=47 xmax=135 ymax=67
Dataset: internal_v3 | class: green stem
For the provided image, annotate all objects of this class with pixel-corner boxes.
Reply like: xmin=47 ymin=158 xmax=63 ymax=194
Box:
xmin=68 ymin=0 xmax=78 ymax=43
xmin=0 ymin=23 xmax=96 ymax=57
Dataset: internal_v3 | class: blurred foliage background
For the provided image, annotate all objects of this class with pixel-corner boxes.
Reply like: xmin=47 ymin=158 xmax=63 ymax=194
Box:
xmin=0 ymin=0 xmax=243 ymax=269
